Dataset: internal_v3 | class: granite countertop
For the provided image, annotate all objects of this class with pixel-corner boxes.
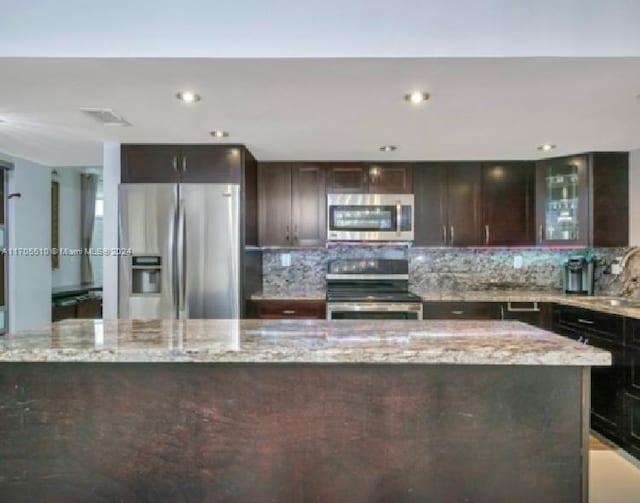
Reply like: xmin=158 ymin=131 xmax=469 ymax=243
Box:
xmin=0 ymin=319 xmax=609 ymax=366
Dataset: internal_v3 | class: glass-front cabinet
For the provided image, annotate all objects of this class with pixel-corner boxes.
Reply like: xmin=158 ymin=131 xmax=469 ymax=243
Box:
xmin=536 ymin=155 xmax=589 ymax=246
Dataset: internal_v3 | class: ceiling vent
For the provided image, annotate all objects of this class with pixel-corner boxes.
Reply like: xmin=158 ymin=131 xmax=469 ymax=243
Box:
xmin=80 ymin=108 xmax=131 ymax=126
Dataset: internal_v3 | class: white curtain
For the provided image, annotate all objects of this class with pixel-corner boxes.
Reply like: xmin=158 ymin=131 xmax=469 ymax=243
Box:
xmin=80 ymin=174 xmax=98 ymax=285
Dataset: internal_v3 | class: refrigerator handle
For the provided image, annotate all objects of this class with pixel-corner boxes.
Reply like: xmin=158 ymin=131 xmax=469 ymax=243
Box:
xmin=177 ymin=199 xmax=186 ymax=317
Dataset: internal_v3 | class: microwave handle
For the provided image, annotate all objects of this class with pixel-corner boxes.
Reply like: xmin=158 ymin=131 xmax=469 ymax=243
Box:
xmin=396 ymin=201 xmax=401 ymax=237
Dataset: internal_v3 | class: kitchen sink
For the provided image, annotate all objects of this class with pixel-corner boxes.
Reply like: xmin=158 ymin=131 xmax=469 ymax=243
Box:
xmin=590 ymin=298 xmax=640 ymax=308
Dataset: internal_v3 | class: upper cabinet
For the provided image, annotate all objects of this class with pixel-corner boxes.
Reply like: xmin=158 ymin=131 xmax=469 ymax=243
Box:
xmin=413 ymin=163 xmax=482 ymax=246
xmin=482 ymin=162 xmax=535 ymax=246
xmin=121 ymin=144 xmax=245 ymax=184
xmin=536 ymin=153 xmax=628 ymax=247
xmin=258 ymin=163 xmax=326 ymax=247
xmin=326 ymin=163 xmax=413 ymax=194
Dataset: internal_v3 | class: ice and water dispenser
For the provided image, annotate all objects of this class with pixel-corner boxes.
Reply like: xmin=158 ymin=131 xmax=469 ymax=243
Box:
xmin=131 ymin=256 xmax=162 ymax=295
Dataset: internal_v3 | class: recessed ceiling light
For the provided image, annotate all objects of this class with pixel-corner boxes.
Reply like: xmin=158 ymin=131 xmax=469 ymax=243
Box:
xmin=379 ymin=145 xmax=397 ymax=152
xmin=210 ymin=130 xmax=229 ymax=138
xmin=537 ymin=144 xmax=557 ymax=152
xmin=176 ymin=91 xmax=201 ymax=103
xmin=404 ymin=91 xmax=430 ymax=104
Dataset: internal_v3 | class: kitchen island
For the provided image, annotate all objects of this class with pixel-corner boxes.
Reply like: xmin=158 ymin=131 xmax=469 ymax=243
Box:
xmin=0 ymin=319 xmax=609 ymax=502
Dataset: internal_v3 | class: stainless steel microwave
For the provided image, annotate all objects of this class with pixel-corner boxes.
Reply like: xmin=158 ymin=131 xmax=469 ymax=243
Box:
xmin=327 ymin=193 xmax=414 ymax=241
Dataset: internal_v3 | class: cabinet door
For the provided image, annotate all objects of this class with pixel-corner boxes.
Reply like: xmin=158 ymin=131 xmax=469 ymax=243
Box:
xmin=179 ymin=145 xmax=243 ymax=183
xmin=624 ymin=392 xmax=640 ymax=458
xmin=536 ymin=155 xmax=588 ymax=245
xmin=291 ymin=164 xmax=326 ymax=247
xmin=326 ymin=164 xmax=368 ymax=193
xmin=121 ymin=145 xmax=181 ymax=183
xmin=482 ymin=162 xmax=534 ymax=245
xmin=591 ymin=152 xmax=629 ymax=247
xmin=446 ymin=163 xmax=482 ymax=246
xmin=413 ymin=164 xmax=448 ymax=246
xmin=588 ymin=338 xmax=624 ymax=443
xmin=258 ymin=163 xmax=292 ymax=246
xmin=368 ymin=164 xmax=413 ymax=193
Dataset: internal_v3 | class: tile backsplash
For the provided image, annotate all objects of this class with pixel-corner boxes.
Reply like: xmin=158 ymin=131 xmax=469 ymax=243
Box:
xmin=261 ymin=246 xmax=636 ymax=297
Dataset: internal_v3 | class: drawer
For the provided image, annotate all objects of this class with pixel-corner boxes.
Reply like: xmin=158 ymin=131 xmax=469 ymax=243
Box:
xmin=251 ymin=300 xmax=326 ymax=319
xmin=422 ymin=302 xmax=495 ymax=320
xmin=552 ymin=305 xmax=624 ymax=344
xmin=625 ymin=318 xmax=640 ymax=350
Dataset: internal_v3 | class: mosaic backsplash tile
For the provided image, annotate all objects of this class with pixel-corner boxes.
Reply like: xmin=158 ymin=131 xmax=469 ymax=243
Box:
xmin=261 ymin=245 xmax=638 ymax=297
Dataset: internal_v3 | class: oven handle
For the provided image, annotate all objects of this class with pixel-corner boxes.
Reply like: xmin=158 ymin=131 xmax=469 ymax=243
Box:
xmin=326 ymin=303 xmax=423 ymax=316
xmin=396 ymin=200 xmax=402 ymax=236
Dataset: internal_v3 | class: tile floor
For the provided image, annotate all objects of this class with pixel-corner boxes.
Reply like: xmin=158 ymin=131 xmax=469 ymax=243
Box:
xmin=590 ymin=433 xmax=640 ymax=502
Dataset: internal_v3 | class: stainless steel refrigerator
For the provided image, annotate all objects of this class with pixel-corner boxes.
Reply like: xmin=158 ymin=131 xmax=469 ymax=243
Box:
xmin=118 ymin=183 xmax=243 ymax=319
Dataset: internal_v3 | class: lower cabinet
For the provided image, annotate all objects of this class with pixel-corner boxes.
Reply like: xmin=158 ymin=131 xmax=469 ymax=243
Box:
xmin=552 ymin=304 xmax=640 ymax=456
xmin=247 ymin=300 xmax=326 ymax=319
xmin=422 ymin=301 xmax=548 ymax=327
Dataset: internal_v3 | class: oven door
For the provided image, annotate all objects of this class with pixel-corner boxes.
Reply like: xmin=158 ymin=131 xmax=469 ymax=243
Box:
xmin=326 ymin=302 xmax=423 ymax=320
xmin=327 ymin=194 xmax=414 ymax=241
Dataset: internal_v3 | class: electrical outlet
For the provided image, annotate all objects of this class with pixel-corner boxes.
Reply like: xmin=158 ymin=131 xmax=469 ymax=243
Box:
xmin=513 ymin=256 xmax=523 ymax=269
xmin=280 ymin=253 xmax=291 ymax=267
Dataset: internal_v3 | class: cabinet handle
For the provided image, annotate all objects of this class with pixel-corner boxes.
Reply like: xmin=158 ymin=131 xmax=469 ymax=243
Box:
xmin=172 ymin=156 xmax=178 ymax=172
xmin=578 ymin=318 xmax=595 ymax=325
xmin=450 ymin=226 xmax=455 ymax=246
xmin=485 ymin=225 xmax=490 ymax=245
xmin=507 ymin=302 xmax=540 ymax=312
xmin=442 ymin=225 xmax=447 ymax=244
xmin=578 ymin=336 xmax=584 ymax=343
xmin=500 ymin=305 xmax=505 ymax=320
xmin=293 ymin=225 xmax=299 ymax=244
xmin=538 ymin=224 xmax=544 ymax=243
xmin=282 ymin=310 xmax=296 ymax=315
xmin=285 ymin=224 xmax=290 ymax=242
xmin=182 ymin=156 xmax=187 ymax=172
xmin=451 ymin=310 xmax=464 ymax=315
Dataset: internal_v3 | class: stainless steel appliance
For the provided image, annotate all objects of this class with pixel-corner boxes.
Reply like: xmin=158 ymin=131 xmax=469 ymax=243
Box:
xmin=327 ymin=194 xmax=414 ymax=241
xmin=326 ymin=259 xmax=423 ymax=319
xmin=118 ymin=183 xmax=243 ymax=318
xmin=563 ymin=255 xmax=594 ymax=295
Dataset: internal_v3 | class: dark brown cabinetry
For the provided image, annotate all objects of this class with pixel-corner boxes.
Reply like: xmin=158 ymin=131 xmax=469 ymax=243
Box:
xmin=422 ymin=301 xmax=494 ymax=320
xmin=247 ymin=300 xmax=326 ymax=319
xmin=413 ymin=163 xmax=481 ymax=246
xmin=482 ymin=162 xmax=535 ymax=245
xmin=258 ymin=163 xmax=326 ymax=247
xmin=552 ymin=305 xmax=626 ymax=445
xmin=121 ymin=144 xmax=246 ymax=184
xmin=536 ymin=152 xmax=628 ymax=246
xmin=326 ymin=163 xmax=412 ymax=194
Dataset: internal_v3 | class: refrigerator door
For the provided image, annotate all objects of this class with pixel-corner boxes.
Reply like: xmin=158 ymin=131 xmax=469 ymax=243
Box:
xmin=179 ymin=184 xmax=240 ymax=319
xmin=118 ymin=184 xmax=178 ymax=318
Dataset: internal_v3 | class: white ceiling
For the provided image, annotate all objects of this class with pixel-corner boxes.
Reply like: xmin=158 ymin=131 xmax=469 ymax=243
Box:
xmin=1 ymin=57 xmax=640 ymax=166
xmin=2 ymin=0 xmax=640 ymax=57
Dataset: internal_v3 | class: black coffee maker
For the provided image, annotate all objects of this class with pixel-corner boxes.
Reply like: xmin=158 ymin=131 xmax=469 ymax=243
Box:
xmin=563 ymin=256 xmax=594 ymax=295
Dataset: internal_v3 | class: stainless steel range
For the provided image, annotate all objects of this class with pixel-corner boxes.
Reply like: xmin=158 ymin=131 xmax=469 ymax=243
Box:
xmin=326 ymin=259 xmax=423 ymax=320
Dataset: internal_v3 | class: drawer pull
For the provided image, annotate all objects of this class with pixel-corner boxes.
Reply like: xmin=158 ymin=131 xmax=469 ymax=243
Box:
xmin=578 ymin=318 xmax=595 ymax=325
xmin=507 ymin=302 xmax=540 ymax=312
xmin=451 ymin=310 xmax=464 ymax=315
xmin=282 ymin=310 xmax=296 ymax=314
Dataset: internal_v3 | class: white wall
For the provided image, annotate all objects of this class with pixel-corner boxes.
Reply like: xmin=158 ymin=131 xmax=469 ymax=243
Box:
xmin=6 ymin=156 xmax=52 ymax=331
xmin=51 ymin=167 xmax=82 ymax=288
xmin=630 ymin=149 xmax=640 ymax=246
xmin=102 ymin=143 xmax=120 ymax=319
